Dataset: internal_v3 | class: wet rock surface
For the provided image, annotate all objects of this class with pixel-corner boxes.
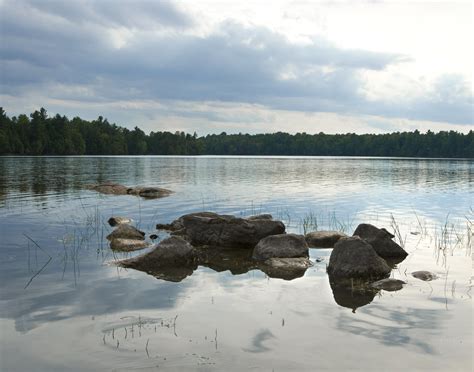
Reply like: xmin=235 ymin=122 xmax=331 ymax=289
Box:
xmin=305 ymin=230 xmax=348 ymax=248
xmin=412 ymin=270 xmax=438 ymax=281
xmin=327 ymin=236 xmax=391 ymax=279
xmin=106 ymin=224 xmax=145 ymax=241
xmin=252 ymin=234 xmax=309 ymax=261
xmin=110 ymin=238 xmax=149 ymax=252
xmin=260 ymin=257 xmax=312 ymax=280
xmin=353 ymin=223 xmax=408 ymax=259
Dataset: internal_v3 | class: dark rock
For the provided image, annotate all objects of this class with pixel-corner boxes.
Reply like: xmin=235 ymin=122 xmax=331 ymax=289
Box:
xmin=119 ymin=236 xmax=197 ymax=273
xmin=369 ymin=278 xmax=406 ymax=291
xmin=159 ymin=212 xmax=285 ymax=248
xmin=260 ymin=257 xmax=312 ymax=280
xmin=127 ymin=187 xmax=173 ymax=199
xmin=412 ymin=270 xmax=438 ymax=281
xmin=327 ymin=236 xmax=391 ymax=279
xmin=305 ymin=230 xmax=348 ymax=248
xmin=252 ymin=234 xmax=308 ymax=261
xmin=353 ymin=223 xmax=408 ymax=259
xmin=149 ymin=234 xmax=158 ymax=240
xmin=247 ymin=214 xmax=274 ymax=221
xmin=110 ymin=239 xmax=149 ymax=252
xmin=108 ymin=216 xmax=132 ymax=227
xmin=107 ymin=224 xmax=145 ymax=241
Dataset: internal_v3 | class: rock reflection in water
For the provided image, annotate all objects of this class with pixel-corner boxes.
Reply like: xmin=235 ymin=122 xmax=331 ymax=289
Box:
xmin=329 ymin=277 xmax=380 ymax=312
xmin=122 ymin=246 xmax=312 ymax=282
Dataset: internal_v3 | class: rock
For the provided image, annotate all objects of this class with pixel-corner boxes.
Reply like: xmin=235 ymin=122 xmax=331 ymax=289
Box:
xmin=85 ymin=182 xmax=129 ymax=195
xmin=260 ymin=257 xmax=312 ymax=280
xmin=149 ymin=234 xmax=158 ymax=240
xmin=106 ymin=224 xmax=145 ymax=241
xmin=369 ymin=278 xmax=406 ymax=291
xmin=108 ymin=216 xmax=132 ymax=227
xmin=305 ymin=230 xmax=348 ymax=248
xmin=353 ymin=223 xmax=408 ymax=259
xmin=247 ymin=214 xmax=274 ymax=221
xmin=85 ymin=183 xmax=172 ymax=199
xmin=110 ymin=239 xmax=149 ymax=252
xmin=127 ymin=187 xmax=173 ymax=199
xmin=252 ymin=234 xmax=308 ymax=261
xmin=159 ymin=212 xmax=285 ymax=248
xmin=195 ymin=246 xmax=257 ymax=275
xmin=119 ymin=236 xmax=197 ymax=270
xmin=412 ymin=271 xmax=438 ymax=281
xmin=327 ymin=236 xmax=391 ymax=279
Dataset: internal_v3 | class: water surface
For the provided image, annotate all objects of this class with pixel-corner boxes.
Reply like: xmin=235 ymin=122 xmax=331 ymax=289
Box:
xmin=0 ymin=156 xmax=472 ymax=371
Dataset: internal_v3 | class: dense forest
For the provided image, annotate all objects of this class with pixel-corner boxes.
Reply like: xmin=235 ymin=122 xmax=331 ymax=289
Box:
xmin=0 ymin=108 xmax=472 ymax=157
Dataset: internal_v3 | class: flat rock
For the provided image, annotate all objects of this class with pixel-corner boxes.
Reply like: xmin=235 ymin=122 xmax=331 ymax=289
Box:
xmin=305 ymin=230 xmax=348 ymax=248
xmin=85 ymin=182 xmax=129 ymax=195
xmin=107 ymin=224 xmax=145 ymax=241
xmin=252 ymin=234 xmax=309 ymax=261
xmin=110 ymin=239 xmax=149 ymax=252
xmin=260 ymin=257 xmax=312 ymax=280
xmin=127 ymin=187 xmax=173 ymax=199
xmin=353 ymin=223 xmax=408 ymax=259
xmin=108 ymin=216 xmax=132 ymax=227
xmin=412 ymin=270 xmax=438 ymax=281
xmin=327 ymin=236 xmax=391 ymax=279
xmin=369 ymin=278 xmax=406 ymax=291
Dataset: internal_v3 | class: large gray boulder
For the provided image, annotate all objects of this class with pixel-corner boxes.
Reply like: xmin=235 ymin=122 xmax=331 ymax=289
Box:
xmin=119 ymin=236 xmax=197 ymax=270
xmin=305 ymin=230 xmax=348 ymax=248
xmin=327 ymin=236 xmax=391 ymax=279
xmin=157 ymin=212 xmax=285 ymax=248
xmin=353 ymin=223 xmax=408 ymax=259
xmin=252 ymin=234 xmax=309 ymax=261
xmin=107 ymin=224 xmax=145 ymax=241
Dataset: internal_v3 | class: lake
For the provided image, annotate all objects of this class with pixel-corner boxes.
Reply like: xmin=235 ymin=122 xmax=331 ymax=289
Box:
xmin=0 ymin=156 xmax=472 ymax=371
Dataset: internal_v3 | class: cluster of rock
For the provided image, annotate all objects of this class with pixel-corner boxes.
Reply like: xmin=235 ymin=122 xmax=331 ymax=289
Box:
xmin=119 ymin=212 xmax=313 ymax=281
xmin=106 ymin=220 xmax=150 ymax=252
xmin=85 ymin=182 xmax=172 ymax=199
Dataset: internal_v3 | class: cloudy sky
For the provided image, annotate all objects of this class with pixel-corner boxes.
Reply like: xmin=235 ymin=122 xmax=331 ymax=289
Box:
xmin=0 ymin=0 xmax=472 ymax=134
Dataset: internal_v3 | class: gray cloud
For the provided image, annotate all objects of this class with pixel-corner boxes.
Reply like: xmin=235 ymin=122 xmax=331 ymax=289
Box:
xmin=0 ymin=0 xmax=471 ymax=126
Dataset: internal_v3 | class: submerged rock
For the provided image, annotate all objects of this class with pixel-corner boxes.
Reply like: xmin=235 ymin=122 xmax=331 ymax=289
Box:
xmin=110 ymin=239 xmax=149 ymax=252
xmin=327 ymin=236 xmax=391 ymax=279
xmin=157 ymin=212 xmax=285 ymax=248
xmin=108 ymin=216 xmax=132 ymax=227
xmin=252 ymin=234 xmax=308 ymax=261
xmin=106 ymin=224 xmax=145 ymax=241
xmin=260 ymin=257 xmax=312 ymax=280
xmin=127 ymin=187 xmax=173 ymax=199
xmin=85 ymin=182 xmax=129 ymax=195
xmin=85 ymin=182 xmax=172 ymax=199
xmin=412 ymin=270 xmax=438 ymax=281
xmin=369 ymin=278 xmax=406 ymax=291
xmin=305 ymin=230 xmax=348 ymax=248
xmin=353 ymin=223 xmax=408 ymax=259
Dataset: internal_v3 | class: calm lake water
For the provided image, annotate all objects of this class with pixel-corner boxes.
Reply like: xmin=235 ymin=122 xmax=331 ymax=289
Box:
xmin=0 ymin=156 xmax=472 ymax=371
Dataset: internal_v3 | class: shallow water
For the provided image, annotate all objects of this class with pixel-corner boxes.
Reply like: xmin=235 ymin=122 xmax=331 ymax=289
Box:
xmin=0 ymin=156 xmax=472 ymax=371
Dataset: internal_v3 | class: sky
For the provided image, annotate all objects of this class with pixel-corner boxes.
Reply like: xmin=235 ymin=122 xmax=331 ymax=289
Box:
xmin=0 ymin=0 xmax=472 ymax=134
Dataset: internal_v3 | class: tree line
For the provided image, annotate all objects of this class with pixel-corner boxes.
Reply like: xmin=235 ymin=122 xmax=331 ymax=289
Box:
xmin=0 ymin=108 xmax=472 ymax=157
